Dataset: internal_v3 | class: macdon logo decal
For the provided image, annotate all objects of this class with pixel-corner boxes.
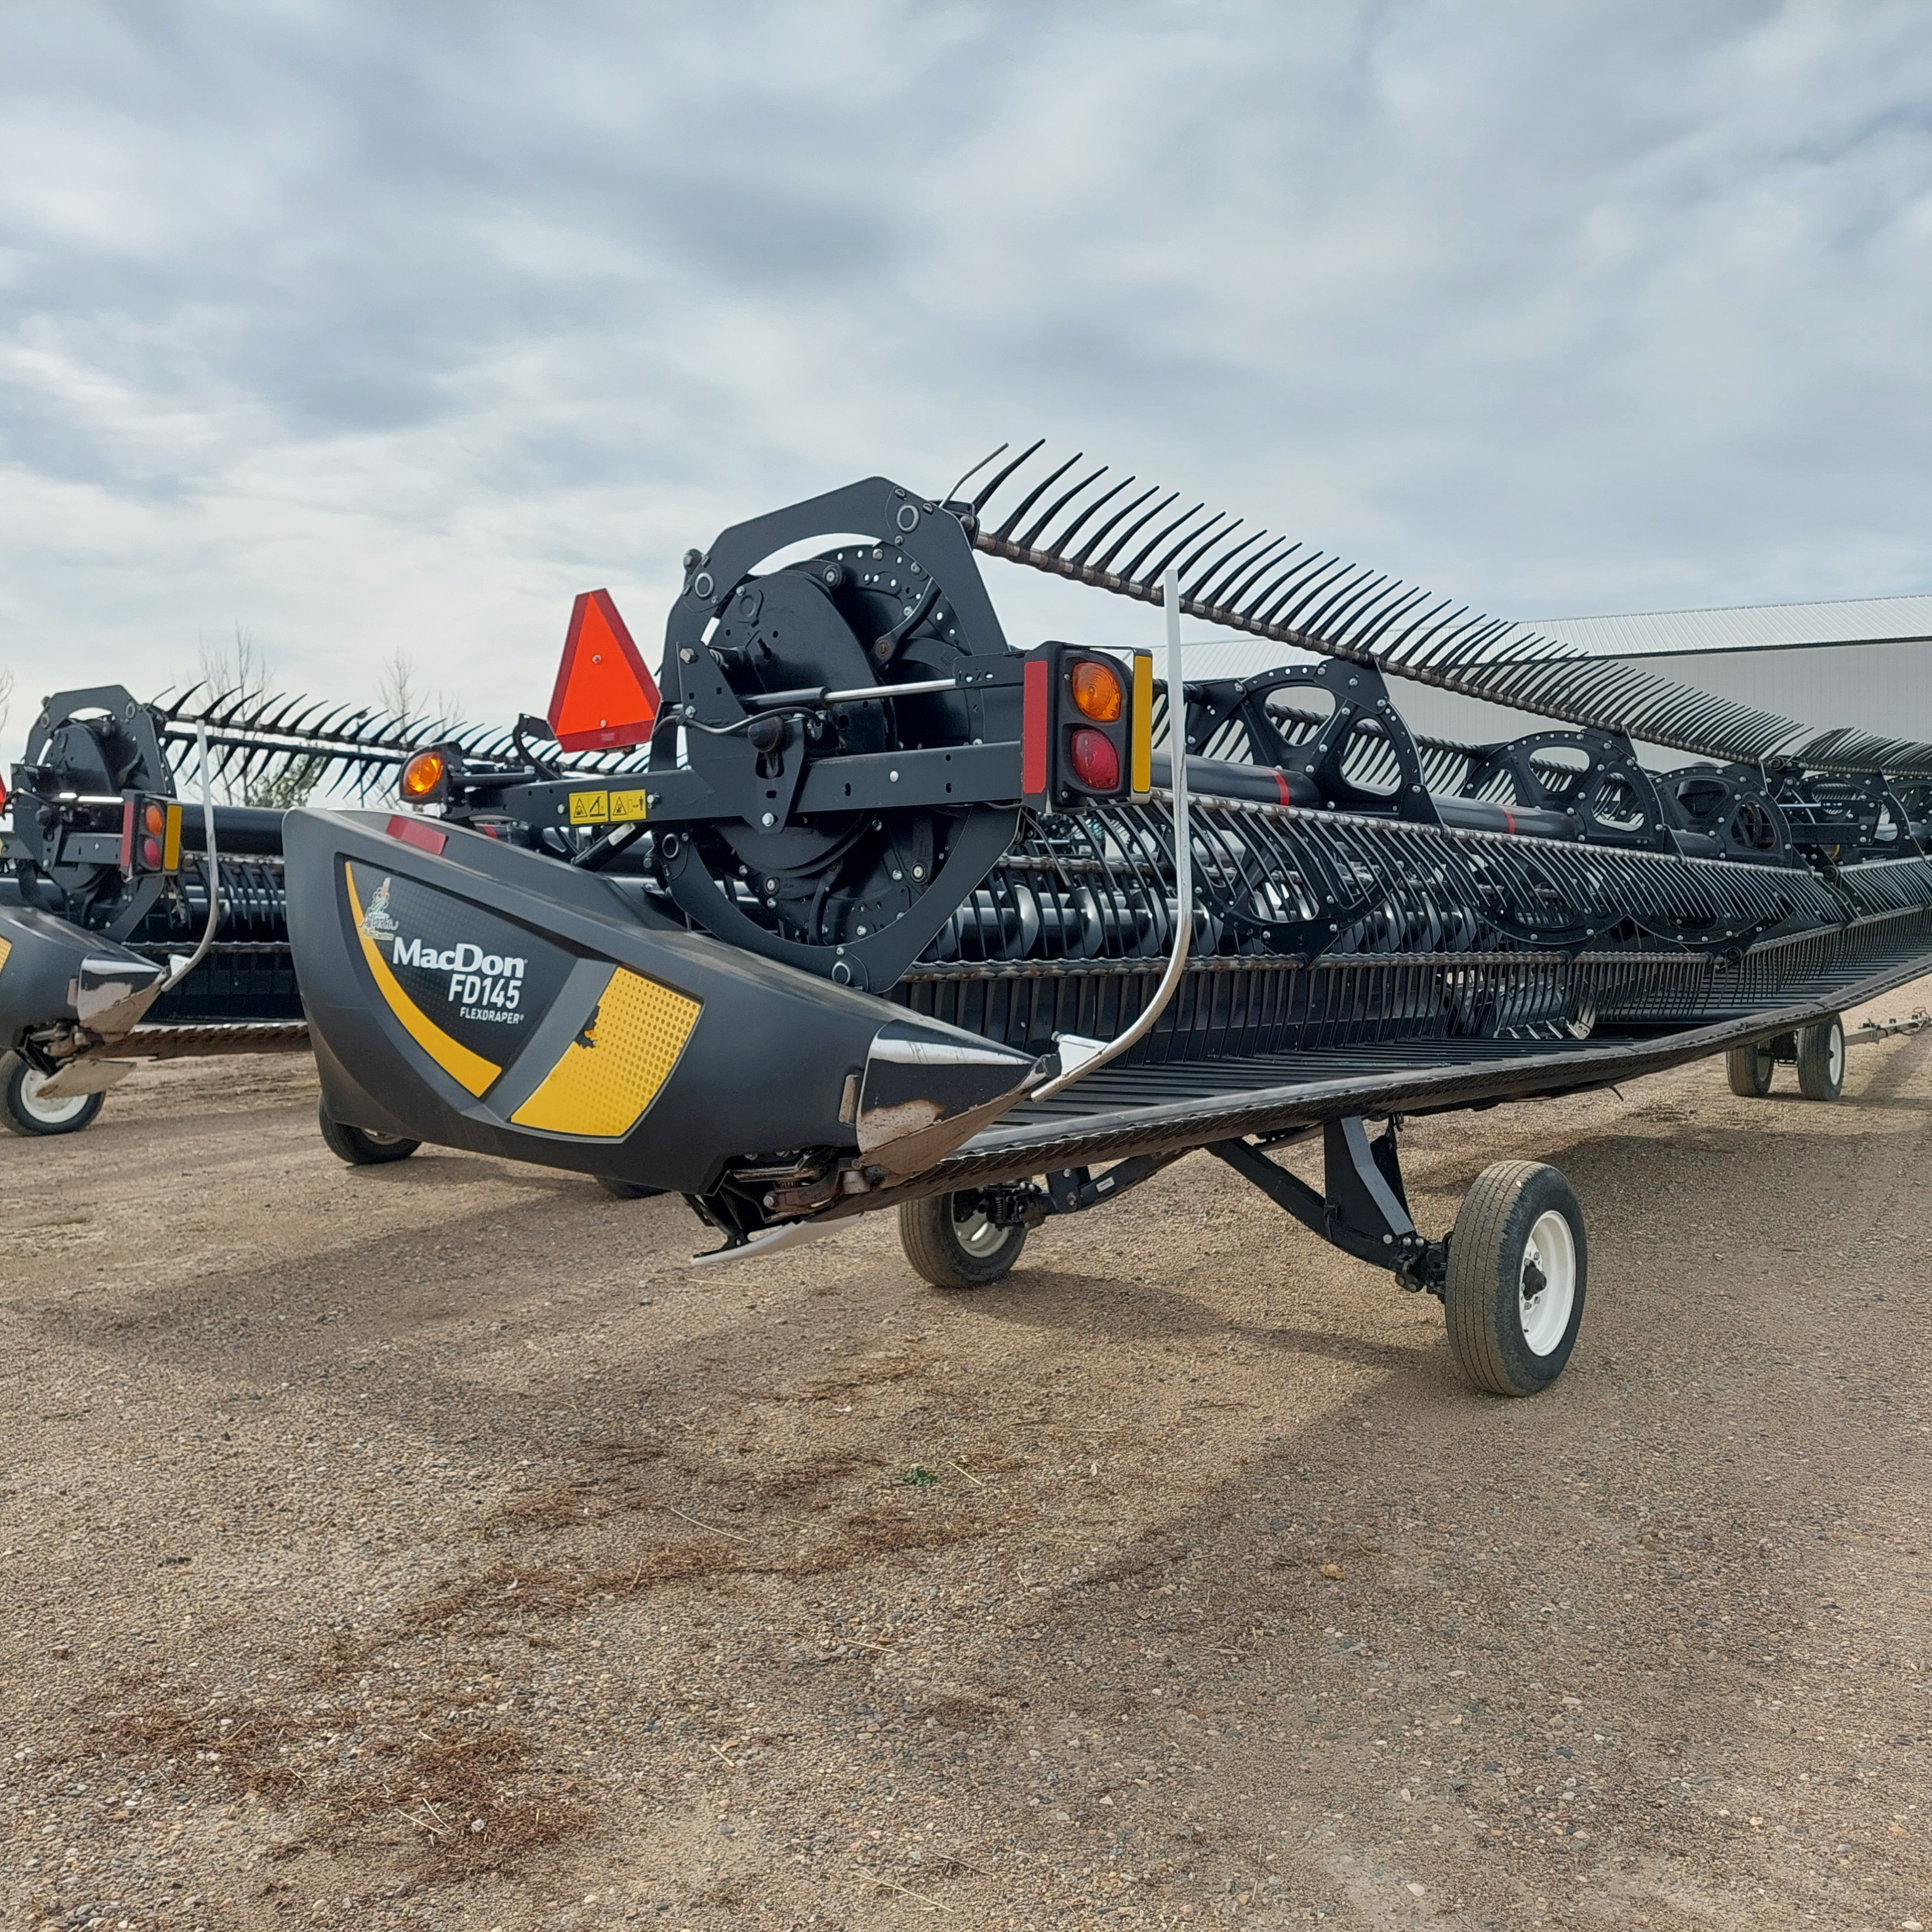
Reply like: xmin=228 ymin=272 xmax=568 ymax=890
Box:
xmin=358 ymin=877 xmax=399 ymax=937
xmin=390 ymin=936 xmax=529 ymax=1025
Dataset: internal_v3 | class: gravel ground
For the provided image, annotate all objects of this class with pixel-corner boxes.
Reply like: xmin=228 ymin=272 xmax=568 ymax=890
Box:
xmin=4 ymin=993 xmax=1932 ymax=1932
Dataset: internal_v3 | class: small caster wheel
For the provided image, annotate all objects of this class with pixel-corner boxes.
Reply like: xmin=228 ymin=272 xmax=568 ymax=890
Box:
xmin=0 ymin=1050 xmax=105 ymax=1136
xmin=1725 ymin=1040 xmax=1775 ymax=1096
xmin=1795 ymin=1014 xmax=1845 ymax=1101
xmin=317 ymin=1098 xmax=420 ymax=1166
xmin=898 ymin=1190 xmax=1027 ymax=1290
xmin=1443 ymin=1160 xmax=1587 ymax=1397
xmin=596 ymin=1177 xmax=661 ymax=1199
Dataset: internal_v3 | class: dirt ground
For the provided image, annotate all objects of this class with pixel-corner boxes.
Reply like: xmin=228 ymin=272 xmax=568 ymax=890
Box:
xmin=4 ymin=992 xmax=1932 ymax=1932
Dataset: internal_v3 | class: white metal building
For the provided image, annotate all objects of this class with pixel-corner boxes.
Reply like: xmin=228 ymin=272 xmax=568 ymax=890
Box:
xmin=1178 ymin=593 xmax=1932 ymax=757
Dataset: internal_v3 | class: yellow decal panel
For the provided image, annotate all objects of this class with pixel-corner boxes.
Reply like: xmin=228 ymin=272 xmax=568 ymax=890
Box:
xmin=1131 ymin=652 xmax=1153 ymax=797
xmin=569 ymin=788 xmax=645 ymax=826
xmin=0 ymin=935 xmax=11 ymax=979
xmin=162 ymin=802 xmax=183 ymax=873
xmin=511 ymin=967 xmax=698 ymax=1138
xmin=345 ymin=862 xmax=501 ymax=1097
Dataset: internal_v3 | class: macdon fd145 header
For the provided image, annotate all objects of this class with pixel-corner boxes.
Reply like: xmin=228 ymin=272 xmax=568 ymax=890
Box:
xmin=281 ymin=454 xmax=1932 ymax=1398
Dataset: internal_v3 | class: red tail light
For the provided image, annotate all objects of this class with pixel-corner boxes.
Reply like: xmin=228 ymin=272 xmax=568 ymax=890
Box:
xmin=1069 ymin=728 xmax=1120 ymax=792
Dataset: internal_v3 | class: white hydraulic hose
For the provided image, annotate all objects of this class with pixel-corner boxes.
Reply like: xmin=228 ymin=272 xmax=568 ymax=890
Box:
xmin=692 ymin=570 xmax=1195 ymax=1266
xmin=158 ymin=720 xmax=221 ymax=993
xmin=1032 ymin=563 xmax=1194 ymax=1101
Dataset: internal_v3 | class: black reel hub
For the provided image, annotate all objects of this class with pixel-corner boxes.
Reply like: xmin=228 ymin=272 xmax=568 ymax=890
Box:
xmin=9 ymin=686 xmax=174 ymax=934
xmin=654 ymin=479 xmax=1021 ymax=988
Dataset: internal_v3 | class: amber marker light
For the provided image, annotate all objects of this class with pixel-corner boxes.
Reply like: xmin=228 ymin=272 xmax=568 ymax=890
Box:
xmin=1069 ymin=657 xmax=1124 ymax=723
xmin=400 ymin=750 xmax=446 ymax=801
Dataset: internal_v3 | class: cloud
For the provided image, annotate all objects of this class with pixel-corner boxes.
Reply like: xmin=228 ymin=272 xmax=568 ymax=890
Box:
xmin=1 ymin=0 xmax=1930 ymax=751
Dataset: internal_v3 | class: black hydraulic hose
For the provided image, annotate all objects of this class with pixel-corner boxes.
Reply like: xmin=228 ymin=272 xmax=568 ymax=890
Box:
xmin=174 ymin=804 xmax=287 ymax=856
xmin=1152 ymin=751 xmax=1578 ymax=841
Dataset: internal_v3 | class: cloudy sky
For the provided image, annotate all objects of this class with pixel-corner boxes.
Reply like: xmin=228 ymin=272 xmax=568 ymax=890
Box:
xmin=2 ymin=1 xmax=1929 ymax=755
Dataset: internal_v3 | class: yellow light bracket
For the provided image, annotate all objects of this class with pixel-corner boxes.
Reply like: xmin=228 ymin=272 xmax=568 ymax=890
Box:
xmin=1130 ymin=650 xmax=1154 ymax=799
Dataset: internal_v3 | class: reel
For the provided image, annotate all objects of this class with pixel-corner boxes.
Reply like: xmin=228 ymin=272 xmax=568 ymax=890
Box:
xmin=652 ymin=479 xmax=1023 ymax=989
xmin=8 ymin=686 xmax=175 ymax=936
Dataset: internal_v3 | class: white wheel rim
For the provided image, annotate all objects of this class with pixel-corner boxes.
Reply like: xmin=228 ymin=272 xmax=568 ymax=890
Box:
xmin=952 ymin=1202 xmax=1010 ymax=1258
xmin=1517 ymin=1209 xmax=1576 ymax=1356
xmin=17 ymin=1068 xmax=93 ymax=1127
xmin=1828 ymin=1022 xmax=1844 ymax=1085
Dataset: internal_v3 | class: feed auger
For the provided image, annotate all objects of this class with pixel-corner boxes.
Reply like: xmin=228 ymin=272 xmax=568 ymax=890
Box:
xmin=279 ymin=452 xmax=1932 ymax=1394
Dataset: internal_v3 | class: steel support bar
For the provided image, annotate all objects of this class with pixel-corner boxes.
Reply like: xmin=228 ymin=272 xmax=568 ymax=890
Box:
xmin=1208 ymin=1116 xmax=1428 ymax=1272
xmin=1040 ymin=1149 xmax=1187 ymax=1215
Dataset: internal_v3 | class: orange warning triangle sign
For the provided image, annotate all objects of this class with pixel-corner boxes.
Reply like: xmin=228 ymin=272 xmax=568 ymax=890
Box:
xmin=547 ymin=589 xmax=660 ymax=752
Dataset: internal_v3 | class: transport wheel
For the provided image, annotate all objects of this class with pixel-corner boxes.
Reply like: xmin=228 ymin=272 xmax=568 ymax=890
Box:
xmin=1795 ymin=1015 xmax=1845 ymax=1101
xmin=596 ymin=1178 xmax=661 ymax=1200
xmin=1443 ymin=1160 xmax=1587 ymax=1398
xmin=1725 ymin=1041 xmax=1775 ymax=1096
xmin=316 ymin=1099 xmax=420 ymax=1166
xmin=0 ymin=1051 xmax=105 ymax=1137
xmin=898 ymin=1191 xmax=1027 ymax=1290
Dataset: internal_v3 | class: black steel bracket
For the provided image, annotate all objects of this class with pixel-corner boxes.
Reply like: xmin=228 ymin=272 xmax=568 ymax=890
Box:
xmin=1040 ymin=1150 xmax=1186 ymax=1215
xmin=1182 ymin=660 xmax=1441 ymax=826
xmin=1209 ymin=1116 xmax=1447 ymax=1294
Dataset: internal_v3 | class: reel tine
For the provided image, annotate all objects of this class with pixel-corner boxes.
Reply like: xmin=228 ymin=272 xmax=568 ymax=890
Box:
xmin=1017 ymin=463 xmax=1108 ymax=552
xmin=1218 ymin=538 xmax=1297 ymax=614
xmin=1173 ymin=519 xmax=1247 ymax=597
xmin=1117 ymin=501 xmax=1208 ymax=586
xmin=1407 ymin=610 xmax=1492 ymax=673
xmin=1329 ymin=574 xmax=1414 ymax=647
xmin=1342 ymin=583 xmax=1429 ymax=651
xmin=1302 ymin=569 xmax=1391 ymax=646
xmin=1112 ymin=502 xmax=1197 ymax=583
xmin=1185 ymin=528 xmax=1271 ymax=605
xmin=1137 ymin=511 xmax=1229 ymax=594
xmin=1062 ymin=479 xmax=1148 ymax=565
xmin=1252 ymin=553 xmax=1332 ymax=628
xmin=1089 ymin=491 xmax=1177 ymax=574
xmin=967 ymin=446 xmax=1896 ymax=764
xmin=1377 ymin=596 xmax=1457 ymax=661
xmin=1204 ymin=534 xmax=1291 ymax=612
xmin=1273 ymin=558 xmax=1358 ymax=636
xmin=971 ymin=438 xmax=1046 ymax=517
xmin=992 ymin=449 xmax=1084 ymax=543
xmin=1045 ymin=474 xmax=1134 ymax=560
xmin=939 ymin=441 xmax=1009 ymax=508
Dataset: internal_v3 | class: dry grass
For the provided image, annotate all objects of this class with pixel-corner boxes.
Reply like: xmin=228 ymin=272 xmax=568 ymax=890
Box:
xmin=90 ymin=1690 xmax=589 ymax=1880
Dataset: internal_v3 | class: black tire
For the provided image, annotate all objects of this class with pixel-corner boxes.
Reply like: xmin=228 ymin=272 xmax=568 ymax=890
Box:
xmin=596 ymin=1177 xmax=661 ymax=1200
xmin=1443 ymin=1160 xmax=1587 ymax=1397
xmin=0 ymin=1051 xmax=105 ymax=1137
xmin=1796 ymin=1015 xmax=1845 ymax=1101
xmin=317 ymin=1098 xmax=420 ymax=1166
xmin=1725 ymin=1041 xmax=1775 ymax=1096
xmin=898 ymin=1191 xmax=1027 ymax=1290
